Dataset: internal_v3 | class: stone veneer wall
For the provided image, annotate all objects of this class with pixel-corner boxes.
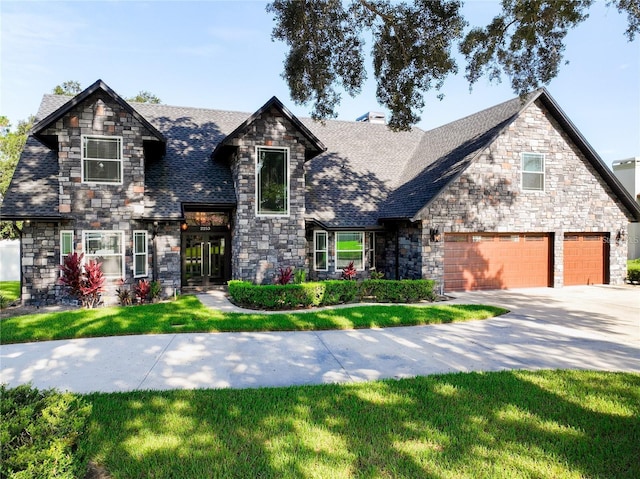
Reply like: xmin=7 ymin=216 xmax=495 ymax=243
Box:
xmin=380 ymin=224 xmax=424 ymax=280
xmin=153 ymin=222 xmax=181 ymax=296
xmin=21 ymin=91 xmax=161 ymax=304
xmin=417 ymin=99 xmax=629 ymax=289
xmin=228 ymin=106 xmax=311 ymax=284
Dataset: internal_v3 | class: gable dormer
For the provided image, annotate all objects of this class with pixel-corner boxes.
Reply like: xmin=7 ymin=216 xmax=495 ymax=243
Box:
xmin=31 ymin=80 xmax=165 ymax=218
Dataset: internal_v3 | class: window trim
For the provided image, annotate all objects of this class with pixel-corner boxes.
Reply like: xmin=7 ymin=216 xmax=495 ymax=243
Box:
xmin=133 ymin=230 xmax=148 ymax=278
xmin=521 ymin=152 xmax=545 ymax=192
xmin=82 ymin=230 xmax=125 ymax=278
xmin=81 ymin=135 xmax=123 ymax=185
xmin=335 ymin=231 xmax=365 ymax=271
xmin=60 ymin=230 xmax=74 ymax=276
xmin=255 ymin=146 xmax=290 ymax=217
xmin=368 ymin=232 xmax=376 ymax=270
xmin=313 ymin=230 xmax=328 ymax=271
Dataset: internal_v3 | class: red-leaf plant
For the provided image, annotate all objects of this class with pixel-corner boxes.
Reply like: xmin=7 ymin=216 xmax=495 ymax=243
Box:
xmin=80 ymin=260 xmax=105 ymax=308
xmin=275 ymin=266 xmax=294 ymax=285
xmin=59 ymin=252 xmax=84 ymax=301
xmin=341 ymin=261 xmax=357 ymax=280
xmin=134 ymin=279 xmax=151 ymax=304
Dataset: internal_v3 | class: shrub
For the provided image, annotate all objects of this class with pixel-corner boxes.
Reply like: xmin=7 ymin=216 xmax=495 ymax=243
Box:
xmin=80 ymin=260 xmax=105 ymax=309
xmin=360 ymin=279 xmax=436 ymax=302
xmin=116 ymin=283 xmax=132 ymax=306
xmin=274 ymin=266 xmax=294 ymax=285
xmin=370 ymin=269 xmax=385 ymax=279
xmin=627 ymin=259 xmax=640 ymax=284
xmin=0 ymin=384 xmax=91 ymax=479
xmin=59 ymin=252 xmax=84 ymax=301
xmin=0 ymin=294 xmax=8 ymax=309
xmin=341 ymin=261 xmax=357 ymax=280
xmin=134 ymin=279 xmax=151 ymax=304
xmin=150 ymin=280 xmax=162 ymax=301
xmin=294 ymin=268 xmax=306 ymax=284
xmin=322 ymin=280 xmax=359 ymax=305
xmin=59 ymin=253 xmax=105 ymax=308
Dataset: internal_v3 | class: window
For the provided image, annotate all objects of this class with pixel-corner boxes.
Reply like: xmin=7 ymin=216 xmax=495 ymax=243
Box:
xmin=522 ymin=153 xmax=544 ymax=191
xmin=82 ymin=135 xmax=122 ymax=183
xmin=133 ymin=230 xmax=148 ymax=278
xmin=336 ymin=232 xmax=364 ymax=270
xmin=368 ymin=232 xmax=376 ymax=270
xmin=83 ymin=231 xmax=124 ymax=277
xmin=60 ymin=230 xmax=74 ymax=274
xmin=314 ymin=231 xmax=328 ymax=271
xmin=256 ymin=146 xmax=289 ymax=215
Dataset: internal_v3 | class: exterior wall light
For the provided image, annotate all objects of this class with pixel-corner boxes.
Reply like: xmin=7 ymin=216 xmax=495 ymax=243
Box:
xmin=180 ymin=222 xmax=188 ymax=231
xmin=430 ymin=228 xmax=441 ymax=243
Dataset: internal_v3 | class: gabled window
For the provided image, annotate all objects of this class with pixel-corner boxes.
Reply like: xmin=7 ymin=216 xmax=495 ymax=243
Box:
xmin=60 ymin=230 xmax=74 ymax=275
xmin=82 ymin=135 xmax=123 ymax=184
xmin=133 ymin=230 xmax=148 ymax=278
xmin=314 ymin=231 xmax=328 ymax=271
xmin=335 ymin=232 xmax=364 ymax=270
xmin=83 ymin=231 xmax=124 ymax=277
xmin=256 ymin=146 xmax=289 ymax=216
xmin=522 ymin=153 xmax=544 ymax=191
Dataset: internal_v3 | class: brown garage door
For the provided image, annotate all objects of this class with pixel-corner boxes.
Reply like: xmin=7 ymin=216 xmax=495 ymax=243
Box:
xmin=444 ymin=233 xmax=551 ymax=291
xmin=563 ymin=233 xmax=608 ymax=286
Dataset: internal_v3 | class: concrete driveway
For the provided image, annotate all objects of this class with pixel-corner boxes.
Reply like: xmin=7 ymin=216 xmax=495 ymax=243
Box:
xmin=1 ymin=285 xmax=638 ymax=393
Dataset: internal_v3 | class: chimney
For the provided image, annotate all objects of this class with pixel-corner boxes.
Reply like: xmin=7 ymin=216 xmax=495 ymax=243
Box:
xmin=355 ymin=111 xmax=385 ymax=124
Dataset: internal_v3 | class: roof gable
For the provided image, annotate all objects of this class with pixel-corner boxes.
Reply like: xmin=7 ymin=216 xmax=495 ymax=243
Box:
xmin=31 ymin=79 xmax=166 ymax=150
xmin=211 ymin=96 xmax=326 ymax=161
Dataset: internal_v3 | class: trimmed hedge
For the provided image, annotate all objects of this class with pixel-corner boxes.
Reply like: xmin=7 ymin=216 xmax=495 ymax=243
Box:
xmin=627 ymin=259 xmax=640 ymax=284
xmin=228 ymin=279 xmax=436 ymax=310
xmin=0 ymin=384 xmax=91 ymax=479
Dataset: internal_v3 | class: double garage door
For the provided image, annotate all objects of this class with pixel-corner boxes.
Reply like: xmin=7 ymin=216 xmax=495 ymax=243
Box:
xmin=444 ymin=233 xmax=607 ymax=291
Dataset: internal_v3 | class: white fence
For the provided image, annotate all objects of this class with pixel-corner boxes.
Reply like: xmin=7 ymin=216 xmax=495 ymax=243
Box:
xmin=0 ymin=240 xmax=20 ymax=281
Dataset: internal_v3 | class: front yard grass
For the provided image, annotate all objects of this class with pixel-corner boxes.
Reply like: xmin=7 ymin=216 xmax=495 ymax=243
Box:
xmin=0 ymin=280 xmax=20 ymax=304
xmin=0 ymin=295 xmax=506 ymax=344
xmin=78 ymin=370 xmax=640 ymax=478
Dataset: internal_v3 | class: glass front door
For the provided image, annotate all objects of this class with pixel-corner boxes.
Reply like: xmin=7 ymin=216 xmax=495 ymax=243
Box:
xmin=182 ymin=232 xmax=230 ymax=287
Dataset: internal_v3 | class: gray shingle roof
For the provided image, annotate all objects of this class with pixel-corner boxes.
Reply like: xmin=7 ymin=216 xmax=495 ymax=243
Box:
xmin=5 ymin=85 xmax=638 ymax=224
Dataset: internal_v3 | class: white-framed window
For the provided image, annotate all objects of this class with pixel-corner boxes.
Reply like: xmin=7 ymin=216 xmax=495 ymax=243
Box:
xmin=314 ymin=230 xmax=328 ymax=271
xmin=368 ymin=232 xmax=376 ymax=270
xmin=83 ymin=230 xmax=124 ymax=277
xmin=256 ymin=146 xmax=289 ymax=216
xmin=82 ymin=135 xmax=123 ymax=184
xmin=133 ymin=230 xmax=148 ymax=278
xmin=60 ymin=230 xmax=74 ymax=275
xmin=335 ymin=231 xmax=365 ymax=270
xmin=521 ymin=152 xmax=544 ymax=191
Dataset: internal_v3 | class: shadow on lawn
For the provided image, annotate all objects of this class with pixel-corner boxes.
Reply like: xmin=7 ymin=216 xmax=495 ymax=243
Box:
xmin=81 ymin=371 xmax=640 ymax=478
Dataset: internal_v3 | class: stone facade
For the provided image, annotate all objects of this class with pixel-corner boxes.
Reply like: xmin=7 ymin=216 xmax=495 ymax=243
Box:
xmin=415 ymin=99 xmax=629 ymax=289
xmin=228 ymin=106 xmax=311 ymax=284
xmin=22 ymin=91 xmax=162 ymax=304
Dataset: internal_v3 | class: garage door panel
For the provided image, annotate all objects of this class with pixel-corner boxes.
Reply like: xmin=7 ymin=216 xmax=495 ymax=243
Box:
xmin=444 ymin=233 xmax=550 ymax=291
xmin=563 ymin=233 xmax=607 ymax=286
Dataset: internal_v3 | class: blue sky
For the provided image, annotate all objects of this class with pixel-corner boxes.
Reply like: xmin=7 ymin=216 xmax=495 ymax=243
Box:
xmin=1 ymin=0 xmax=638 ymax=168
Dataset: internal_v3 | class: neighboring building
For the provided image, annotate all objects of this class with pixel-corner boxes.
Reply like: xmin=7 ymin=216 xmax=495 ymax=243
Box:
xmin=1 ymin=80 xmax=639 ymax=305
xmin=612 ymin=157 xmax=640 ymax=259
xmin=0 ymin=239 xmax=20 ymax=281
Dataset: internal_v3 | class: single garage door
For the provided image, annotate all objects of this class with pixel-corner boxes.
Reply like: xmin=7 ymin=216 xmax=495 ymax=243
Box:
xmin=563 ymin=233 xmax=608 ymax=286
xmin=444 ymin=233 xmax=551 ymax=291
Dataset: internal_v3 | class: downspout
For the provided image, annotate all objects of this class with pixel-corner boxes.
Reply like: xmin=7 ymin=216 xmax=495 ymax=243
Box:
xmin=395 ymin=226 xmax=400 ymax=280
xmin=152 ymin=222 xmax=159 ymax=282
xmin=14 ymin=221 xmax=24 ymax=305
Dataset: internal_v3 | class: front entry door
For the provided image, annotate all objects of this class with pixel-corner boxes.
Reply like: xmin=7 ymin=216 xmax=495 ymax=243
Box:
xmin=182 ymin=232 xmax=230 ymax=287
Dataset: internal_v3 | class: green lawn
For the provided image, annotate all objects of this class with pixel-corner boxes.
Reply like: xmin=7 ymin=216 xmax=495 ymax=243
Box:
xmin=78 ymin=370 xmax=640 ymax=478
xmin=0 ymin=295 xmax=506 ymax=344
xmin=0 ymin=280 xmax=20 ymax=305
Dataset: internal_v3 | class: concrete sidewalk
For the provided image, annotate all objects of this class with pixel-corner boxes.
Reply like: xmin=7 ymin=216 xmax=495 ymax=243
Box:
xmin=1 ymin=285 xmax=638 ymax=393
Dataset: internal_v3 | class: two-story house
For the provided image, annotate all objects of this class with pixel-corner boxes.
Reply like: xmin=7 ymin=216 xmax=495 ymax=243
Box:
xmin=2 ymin=80 xmax=639 ymax=304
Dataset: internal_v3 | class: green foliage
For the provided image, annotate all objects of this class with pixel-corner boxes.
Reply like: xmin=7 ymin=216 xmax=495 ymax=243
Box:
xmin=52 ymin=80 xmax=82 ymax=96
xmin=228 ymin=279 xmax=435 ymax=309
xmin=0 ymin=384 xmax=91 ymax=479
xmin=627 ymin=259 xmax=640 ymax=284
xmin=268 ymin=0 xmax=639 ymax=130
xmin=150 ymin=280 xmax=162 ymax=301
xmin=0 ymin=117 xmax=33 ymax=239
xmin=126 ymin=90 xmax=161 ymax=104
xmin=79 ymin=371 xmax=640 ymax=479
xmin=293 ymin=268 xmax=306 ymax=284
xmin=0 ymin=281 xmax=20 ymax=306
